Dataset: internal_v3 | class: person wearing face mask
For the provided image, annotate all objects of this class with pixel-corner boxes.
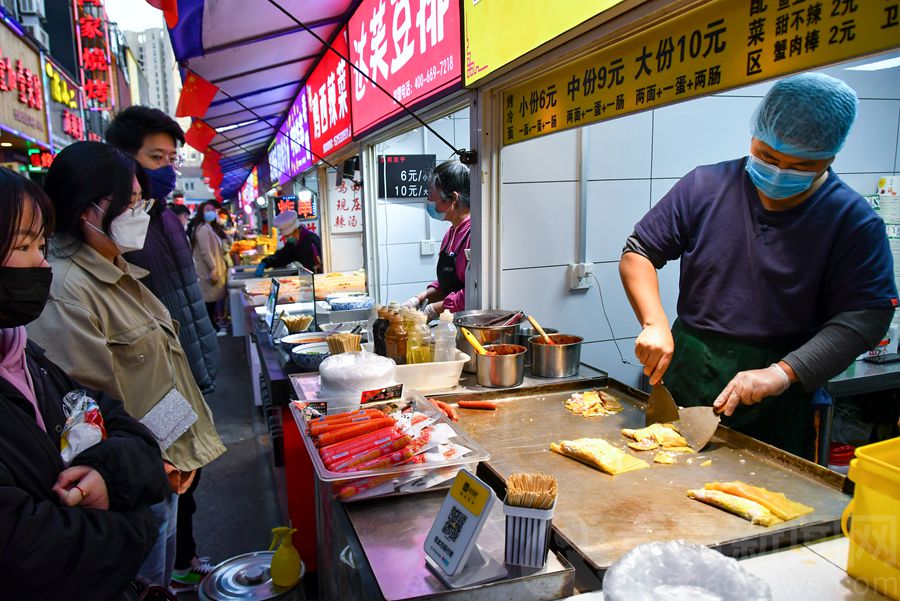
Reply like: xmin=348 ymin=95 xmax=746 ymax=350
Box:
xmin=28 ymin=142 xmax=225 ymax=590
xmin=190 ymin=202 xmax=228 ymax=328
xmin=254 ymin=209 xmax=323 ymax=276
xmin=106 ymin=106 xmax=220 ymax=397
xmin=619 ymin=73 xmax=897 ymax=458
xmin=0 ymin=166 xmax=170 ymax=599
xmin=402 ymin=160 xmax=471 ymax=321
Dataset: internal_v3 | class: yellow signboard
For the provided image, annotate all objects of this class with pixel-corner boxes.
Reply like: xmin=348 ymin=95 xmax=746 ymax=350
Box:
xmin=464 ymin=0 xmax=627 ymax=86
xmin=503 ymin=0 xmax=900 ymax=145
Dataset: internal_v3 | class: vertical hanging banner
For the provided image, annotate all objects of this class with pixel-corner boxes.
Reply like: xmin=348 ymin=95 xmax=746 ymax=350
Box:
xmin=329 ymin=175 xmax=363 ymax=233
xmin=503 ymin=0 xmax=900 ymax=145
xmin=348 ymin=0 xmax=461 ymax=136
xmin=308 ymin=27 xmax=353 ymax=159
xmin=73 ymin=0 xmax=113 ymax=111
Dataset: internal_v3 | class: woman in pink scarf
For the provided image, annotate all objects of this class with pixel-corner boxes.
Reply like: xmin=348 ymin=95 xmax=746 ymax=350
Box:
xmin=0 ymin=167 xmax=169 ymax=599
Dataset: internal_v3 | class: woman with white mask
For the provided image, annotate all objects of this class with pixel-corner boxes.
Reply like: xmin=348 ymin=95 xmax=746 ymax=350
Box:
xmin=29 ymin=142 xmax=225 ymax=589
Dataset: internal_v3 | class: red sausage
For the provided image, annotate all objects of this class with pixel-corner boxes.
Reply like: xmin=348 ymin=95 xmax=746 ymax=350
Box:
xmin=458 ymin=400 xmax=497 ymax=410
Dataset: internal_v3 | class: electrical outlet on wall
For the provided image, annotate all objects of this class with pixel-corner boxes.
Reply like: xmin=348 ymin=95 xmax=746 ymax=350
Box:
xmin=420 ymin=239 xmax=436 ymax=256
xmin=567 ymin=263 xmax=594 ymax=290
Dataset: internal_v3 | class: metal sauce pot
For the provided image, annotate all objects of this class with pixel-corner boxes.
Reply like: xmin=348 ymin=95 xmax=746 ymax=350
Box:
xmin=530 ymin=334 xmax=583 ymax=378
xmin=453 ymin=309 xmax=521 ymax=373
xmin=517 ymin=325 xmax=558 ymax=365
xmin=476 ymin=344 xmax=527 ymax=388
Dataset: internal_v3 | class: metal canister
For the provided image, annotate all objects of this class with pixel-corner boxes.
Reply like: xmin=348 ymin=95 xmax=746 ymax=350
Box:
xmin=517 ymin=325 xmax=558 ymax=365
xmin=199 ymin=551 xmax=304 ymax=601
xmin=530 ymin=334 xmax=583 ymax=378
xmin=454 ymin=309 xmax=521 ymax=373
xmin=476 ymin=344 xmax=526 ymax=388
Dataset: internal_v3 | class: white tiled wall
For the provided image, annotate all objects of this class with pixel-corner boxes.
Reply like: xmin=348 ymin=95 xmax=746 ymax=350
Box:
xmin=499 ymin=59 xmax=900 ymax=387
xmin=374 ymin=108 xmax=469 ymax=302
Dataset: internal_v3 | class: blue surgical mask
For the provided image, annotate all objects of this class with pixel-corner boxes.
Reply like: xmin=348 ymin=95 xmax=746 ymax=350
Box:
xmin=425 ymin=200 xmax=446 ymax=221
xmin=203 ymin=210 xmax=217 ymax=222
xmin=145 ymin=165 xmax=177 ymax=199
xmin=745 ymin=155 xmax=818 ymax=200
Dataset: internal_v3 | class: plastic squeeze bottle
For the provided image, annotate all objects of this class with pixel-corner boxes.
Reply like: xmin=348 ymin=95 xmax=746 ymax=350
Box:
xmin=432 ymin=309 xmax=458 ymax=362
xmin=406 ymin=312 xmax=433 ymax=364
xmin=384 ymin=312 xmax=408 ymax=365
xmin=268 ymin=527 xmax=301 ymax=587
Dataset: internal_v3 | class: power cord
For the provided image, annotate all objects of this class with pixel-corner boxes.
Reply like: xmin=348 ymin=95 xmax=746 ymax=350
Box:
xmin=589 ymin=271 xmax=642 ymax=369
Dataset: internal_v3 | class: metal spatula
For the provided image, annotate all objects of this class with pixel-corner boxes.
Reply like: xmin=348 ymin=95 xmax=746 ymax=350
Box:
xmin=677 ymin=406 xmax=721 ymax=451
xmin=645 ymin=381 xmax=679 ymax=426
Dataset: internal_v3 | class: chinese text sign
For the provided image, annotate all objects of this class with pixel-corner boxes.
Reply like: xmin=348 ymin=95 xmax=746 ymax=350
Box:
xmin=348 ymin=0 xmax=461 ymax=135
xmin=503 ymin=0 xmax=900 ymax=145
xmin=308 ymin=27 xmax=353 ymax=158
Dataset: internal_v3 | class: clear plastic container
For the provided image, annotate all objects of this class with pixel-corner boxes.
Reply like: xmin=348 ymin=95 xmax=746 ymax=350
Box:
xmin=406 ymin=312 xmax=433 ymax=364
xmin=384 ymin=312 xmax=407 ymax=365
xmin=290 ymin=392 xmax=490 ymax=502
xmin=433 ymin=310 xmax=458 ymax=362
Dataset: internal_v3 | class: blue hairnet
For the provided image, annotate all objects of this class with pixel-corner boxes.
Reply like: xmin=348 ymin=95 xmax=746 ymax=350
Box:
xmin=750 ymin=73 xmax=858 ymax=160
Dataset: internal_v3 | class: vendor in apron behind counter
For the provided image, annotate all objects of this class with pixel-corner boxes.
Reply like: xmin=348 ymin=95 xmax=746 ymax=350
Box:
xmin=619 ymin=73 xmax=897 ymax=459
xmin=403 ymin=160 xmax=471 ymax=321
xmin=254 ymin=209 xmax=322 ymax=275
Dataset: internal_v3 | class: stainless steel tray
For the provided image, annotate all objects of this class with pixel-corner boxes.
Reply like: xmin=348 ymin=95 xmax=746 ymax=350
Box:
xmin=439 ymin=377 xmax=848 ymax=580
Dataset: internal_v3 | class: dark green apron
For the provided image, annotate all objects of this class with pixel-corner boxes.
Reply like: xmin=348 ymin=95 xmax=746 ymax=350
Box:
xmin=665 ymin=320 xmax=814 ymax=459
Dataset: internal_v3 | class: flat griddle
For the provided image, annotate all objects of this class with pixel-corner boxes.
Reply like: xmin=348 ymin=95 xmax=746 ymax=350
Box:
xmin=438 ymin=377 xmax=848 ymax=581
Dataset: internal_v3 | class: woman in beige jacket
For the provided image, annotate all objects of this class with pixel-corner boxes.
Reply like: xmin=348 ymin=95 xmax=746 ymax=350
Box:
xmin=29 ymin=142 xmax=225 ymax=588
xmin=191 ymin=202 xmax=227 ymax=325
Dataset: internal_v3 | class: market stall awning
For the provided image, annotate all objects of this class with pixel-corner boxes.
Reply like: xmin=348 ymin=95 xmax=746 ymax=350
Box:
xmin=166 ymin=0 xmax=358 ymax=198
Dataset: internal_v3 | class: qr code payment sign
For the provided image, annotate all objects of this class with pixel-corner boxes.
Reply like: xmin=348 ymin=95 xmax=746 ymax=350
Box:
xmin=442 ymin=506 xmax=468 ymax=542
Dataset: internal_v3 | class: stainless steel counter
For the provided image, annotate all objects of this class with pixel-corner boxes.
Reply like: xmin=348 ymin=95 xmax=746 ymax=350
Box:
xmin=826 ymin=359 xmax=900 ymax=397
xmin=340 ymin=489 xmax=575 ymax=601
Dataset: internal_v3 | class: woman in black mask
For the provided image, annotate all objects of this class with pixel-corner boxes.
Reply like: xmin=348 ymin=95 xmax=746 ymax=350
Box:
xmin=0 ymin=166 xmax=170 ymax=599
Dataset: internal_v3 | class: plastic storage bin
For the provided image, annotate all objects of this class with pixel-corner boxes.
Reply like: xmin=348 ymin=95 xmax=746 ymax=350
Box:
xmin=394 ymin=350 xmax=470 ymax=393
xmin=290 ymin=392 xmax=490 ymax=502
xmin=503 ymin=501 xmax=555 ymax=568
xmin=842 ymin=437 xmax=900 ymax=600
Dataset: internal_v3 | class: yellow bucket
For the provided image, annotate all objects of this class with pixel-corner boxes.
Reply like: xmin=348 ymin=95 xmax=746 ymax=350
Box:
xmin=841 ymin=437 xmax=900 ymax=600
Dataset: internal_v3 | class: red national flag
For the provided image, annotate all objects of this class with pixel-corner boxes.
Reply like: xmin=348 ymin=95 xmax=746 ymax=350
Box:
xmin=208 ymin=170 xmax=223 ymax=188
xmin=176 ymin=71 xmax=219 ymax=118
xmin=184 ymin=119 xmax=217 ymax=151
xmin=215 ymin=190 xmax=224 ymax=203
xmin=202 ymin=148 xmax=222 ymax=165
xmin=145 ymin=0 xmax=179 ymax=28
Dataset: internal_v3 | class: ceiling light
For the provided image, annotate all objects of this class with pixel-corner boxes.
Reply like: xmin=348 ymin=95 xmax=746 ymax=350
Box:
xmin=0 ymin=142 xmax=12 ymax=147
xmin=255 ymin=196 xmax=266 ymax=207
xmin=846 ymin=56 xmax=900 ymax=71
xmin=216 ymin=119 xmax=258 ymax=134
xmin=298 ymin=189 xmax=312 ymax=202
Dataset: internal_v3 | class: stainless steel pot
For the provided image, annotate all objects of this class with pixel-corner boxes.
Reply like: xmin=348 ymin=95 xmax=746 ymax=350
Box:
xmin=454 ymin=309 xmax=521 ymax=373
xmin=529 ymin=334 xmax=583 ymax=378
xmin=476 ymin=344 xmax=526 ymax=388
xmin=517 ymin=325 xmax=558 ymax=365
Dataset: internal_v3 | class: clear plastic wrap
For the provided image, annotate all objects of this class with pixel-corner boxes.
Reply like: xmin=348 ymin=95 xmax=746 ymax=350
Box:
xmin=317 ymin=351 xmax=397 ymax=400
xmin=60 ymin=390 xmax=107 ymax=466
xmin=603 ymin=541 xmax=771 ymax=601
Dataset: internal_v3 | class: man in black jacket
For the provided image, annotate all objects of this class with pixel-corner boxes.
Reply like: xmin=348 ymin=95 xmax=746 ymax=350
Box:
xmin=0 ymin=341 xmax=170 ymax=599
xmin=107 ymin=106 xmax=220 ymax=590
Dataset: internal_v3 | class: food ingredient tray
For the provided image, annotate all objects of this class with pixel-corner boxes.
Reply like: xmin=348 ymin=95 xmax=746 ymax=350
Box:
xmin=441 ymin=377 xmax=849 ymax=580
xmin=290 ymin=392 xmax=490 ymax=502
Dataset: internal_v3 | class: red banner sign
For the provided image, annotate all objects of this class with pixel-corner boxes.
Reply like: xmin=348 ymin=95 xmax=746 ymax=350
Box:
xmin=348 ymin=0 xmax=460 ymax=135
xmin=307 ymin=27 xmax=353 ymax=159
xmin=73 ymin=0 xmax=113 ymax=110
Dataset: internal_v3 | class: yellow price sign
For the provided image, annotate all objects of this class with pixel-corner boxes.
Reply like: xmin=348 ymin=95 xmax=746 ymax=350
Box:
xmin=449 ymin=470 xmax=490 ymax=517
xmin=463 ymin=0 xmax=626 ymax=86
xmin=503 ymin=0 xmax=900 ymax=145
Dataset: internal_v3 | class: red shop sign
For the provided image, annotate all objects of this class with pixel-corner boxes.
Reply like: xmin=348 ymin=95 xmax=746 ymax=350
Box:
xmin=307 ymin=27 xmax=353 ymax=159
xmin=348 ymin=0 xmax=460 ymax=136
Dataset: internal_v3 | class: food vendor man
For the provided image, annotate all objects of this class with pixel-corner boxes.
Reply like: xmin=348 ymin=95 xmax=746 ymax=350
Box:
xmin=404 ymin=160 xmax=471 ymax=320
xmin=255 ymin=209 xmax=323 ymax=275
xmin=620 ymin=73 xmax=896 ymax=457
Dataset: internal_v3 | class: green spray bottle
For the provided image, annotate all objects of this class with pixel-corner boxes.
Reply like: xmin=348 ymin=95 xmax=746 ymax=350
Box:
xmin=268 ymin=527 xmax=301 ymax=587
